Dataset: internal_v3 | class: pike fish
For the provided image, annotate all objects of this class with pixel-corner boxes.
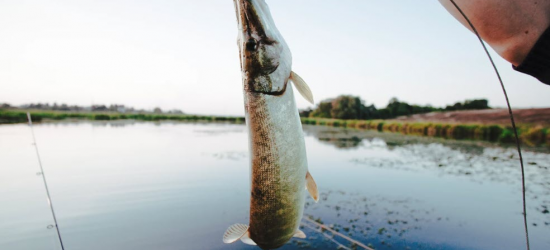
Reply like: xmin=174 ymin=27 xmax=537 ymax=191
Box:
xmin=223 ymin=0 xmax=319 ymax=249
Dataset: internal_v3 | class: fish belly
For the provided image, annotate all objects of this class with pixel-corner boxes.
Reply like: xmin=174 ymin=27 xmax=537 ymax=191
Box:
xmin=244 ymin=86 xmax=308 ymax=249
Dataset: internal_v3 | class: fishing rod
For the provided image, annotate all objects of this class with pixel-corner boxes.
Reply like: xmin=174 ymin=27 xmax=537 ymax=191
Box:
xmin=448 ymin=1 xmax=530 ymax=250
xmin=27 ymin=112 xmax=66 ymax=250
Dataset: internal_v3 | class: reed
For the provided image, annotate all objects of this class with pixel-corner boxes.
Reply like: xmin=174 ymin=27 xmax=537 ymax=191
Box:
xmin=345 ymin=120 xmax=357 ymax=129
xmin=355 ymin=120 xmax=369 ymax=129
xmin=301 ymin=117 xmax=550 ymax=147
xmin=519 ymin=126 xmax=547 ymax=146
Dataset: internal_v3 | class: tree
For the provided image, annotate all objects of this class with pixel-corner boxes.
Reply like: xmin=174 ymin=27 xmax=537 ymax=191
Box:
xmin=364 ymin=104 xmax=378 ymax=120
xmin=330 ymin=95 xmax=364 ymax=119
xmin=463 ymin=99 xmax=489 ymax=110
xmin=309 ymin=95 xmax=377 ymax=120
xmin=299 ymin=108 xmax=313 ymax=118
xmin=310 ymin=101 xmax=333 ymax=118
xmin=386 ymin=98 xmax=412 ymax=117
xmin=308 ymin=95 xmax=490 ymax=120
xmin=445 ymin=99 xmax=490 ymax=111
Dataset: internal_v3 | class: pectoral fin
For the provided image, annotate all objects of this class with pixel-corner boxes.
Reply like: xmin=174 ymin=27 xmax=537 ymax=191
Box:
xmin=290 ymin=71 xmax=314 ymax=104
xmin=293 ymin=229 xmax=306 ymax=238
xmin=223 ymin=224 xmax=253 ymax=244
xmin=306 ymin=171 xmax=319 ymax=202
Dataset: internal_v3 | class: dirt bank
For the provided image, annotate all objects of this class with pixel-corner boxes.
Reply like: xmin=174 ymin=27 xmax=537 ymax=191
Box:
xmin=392 ymin=108 xmax=550 ymax=126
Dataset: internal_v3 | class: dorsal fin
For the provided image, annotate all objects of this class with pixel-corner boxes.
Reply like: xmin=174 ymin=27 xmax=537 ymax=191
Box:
xmin=290 ymin=71 xmax=314 ymax=104
xmin=223 ymin=224 xmax=249 ymax=244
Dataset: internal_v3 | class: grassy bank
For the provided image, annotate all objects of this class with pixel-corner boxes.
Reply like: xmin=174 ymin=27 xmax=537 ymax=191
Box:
xmin=0 ymin=109 xmax=245 ymax=124
xmin=301 ymin=117 xmax=550 ymax=147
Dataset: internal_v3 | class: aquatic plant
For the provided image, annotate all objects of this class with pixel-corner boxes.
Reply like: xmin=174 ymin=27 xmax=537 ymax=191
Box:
xmin=300 ymin=117 xmax=550 ymax=147
xmin=520 ymin=126 xmax=547 ymax=146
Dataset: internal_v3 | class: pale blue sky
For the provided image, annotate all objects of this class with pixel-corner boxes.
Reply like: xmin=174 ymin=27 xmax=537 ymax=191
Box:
xmin=0 ymin=0 xmax=548 ymax=116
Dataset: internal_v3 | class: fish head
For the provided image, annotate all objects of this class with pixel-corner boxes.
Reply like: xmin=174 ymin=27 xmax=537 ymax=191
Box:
xmin=234 ymin=0 xmax=292 ymax=94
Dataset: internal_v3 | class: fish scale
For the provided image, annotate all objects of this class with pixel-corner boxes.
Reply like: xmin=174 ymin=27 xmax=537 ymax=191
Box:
xmin=247 ymin=88 xmax=306 ymax=249
xmin=224 ymin=1 xmax=318 ymax=249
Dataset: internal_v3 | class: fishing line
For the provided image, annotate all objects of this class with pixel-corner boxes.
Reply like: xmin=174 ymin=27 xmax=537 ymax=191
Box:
xmin=300 ymin=222 xmax=351 ymax=250
xmin=448 ymin=1 xmax=530 ymax=250
xmin=303 ymin=217 xmax=374 ymax=250
xmin=27 ymin=113 xmax=66 ymax=250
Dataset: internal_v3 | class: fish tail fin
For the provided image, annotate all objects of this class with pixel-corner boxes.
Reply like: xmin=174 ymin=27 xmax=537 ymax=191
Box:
xmin=223 ymin=224 xmax=256 ymax=245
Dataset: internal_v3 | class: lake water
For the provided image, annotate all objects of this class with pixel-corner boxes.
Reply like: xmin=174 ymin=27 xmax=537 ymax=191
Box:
xmin=0 ymin=121 xmax=549 ymax=250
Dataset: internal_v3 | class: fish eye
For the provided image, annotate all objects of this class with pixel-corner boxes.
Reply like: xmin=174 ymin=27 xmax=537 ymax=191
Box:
xmin=246 ymin=38 xmax=257 ymax=51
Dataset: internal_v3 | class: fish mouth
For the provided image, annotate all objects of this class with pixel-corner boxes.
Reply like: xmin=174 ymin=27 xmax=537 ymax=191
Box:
xmin=234 ymin=0 xmax=283 ymax=75
xmin=233 ymin=0 xmax=278 ymax=46
xmin=233 ymin=0 xmax=291 ymax=94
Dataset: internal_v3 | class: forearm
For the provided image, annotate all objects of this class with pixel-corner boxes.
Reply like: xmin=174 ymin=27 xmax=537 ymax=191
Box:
xmin=439 ymin=0 xmax=550 ymax=66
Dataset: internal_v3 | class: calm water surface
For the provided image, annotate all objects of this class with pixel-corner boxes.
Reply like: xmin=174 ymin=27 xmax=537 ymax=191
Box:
xmin=0 ymin=121 xmax=549 ymax=250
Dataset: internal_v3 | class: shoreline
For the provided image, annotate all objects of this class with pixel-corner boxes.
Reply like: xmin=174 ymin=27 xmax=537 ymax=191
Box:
xmin=301 ymin=117 xmax=549 ymax=148
xmin=1 ymin=109 xmax=548 ymax=147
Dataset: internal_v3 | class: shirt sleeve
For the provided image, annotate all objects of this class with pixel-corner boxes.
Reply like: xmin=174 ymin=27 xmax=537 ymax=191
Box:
xmin=512 ymin=26 xmax=550 ymax=85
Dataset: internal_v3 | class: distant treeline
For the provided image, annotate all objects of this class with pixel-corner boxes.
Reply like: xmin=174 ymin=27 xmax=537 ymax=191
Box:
xmin=0 ymin=109 xmax=244 ymax=124
xmin=0 ymin=102 xmax=184 ymax=115
xmin=300 ymin=96 xmax=490 ymax=120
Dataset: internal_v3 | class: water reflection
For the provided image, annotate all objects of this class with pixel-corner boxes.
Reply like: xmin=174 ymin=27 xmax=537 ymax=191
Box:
xmin=1 ymin=121 xmax=549 ymax=250
xmin=304 ymin=125 xmax=488 ymax=153
xmin=209 ymin=151 xmax=247 ymax=161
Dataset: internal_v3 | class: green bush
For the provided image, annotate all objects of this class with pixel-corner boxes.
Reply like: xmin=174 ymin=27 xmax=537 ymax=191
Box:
xmin=377 ymin=122 xmax=384 ymax=131
xmin=94 ymin=114 xmax=111 ymax=120
xmin=499 ymin=128 xmax=515 ymax=143
xmin=487 ymin=125 xmax=504 ymax=142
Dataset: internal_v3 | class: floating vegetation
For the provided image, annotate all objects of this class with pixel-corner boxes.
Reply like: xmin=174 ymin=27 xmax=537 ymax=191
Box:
xmin=301 ymin=190 xmax=451 ymax=250
xmin=349 ymin=142 xmax=550 ymax=230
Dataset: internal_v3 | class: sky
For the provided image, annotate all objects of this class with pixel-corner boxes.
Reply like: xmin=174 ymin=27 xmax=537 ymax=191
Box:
xmin=0 ymin=0 xmax=548 ymax=116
